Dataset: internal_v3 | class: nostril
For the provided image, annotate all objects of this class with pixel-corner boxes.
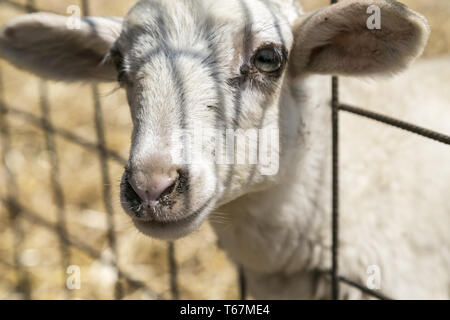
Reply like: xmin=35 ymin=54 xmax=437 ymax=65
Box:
xmin=128 ymin=176 xmax=149 ymax=204
xmin=124 ymin=179 xmax=142 ymax=204
xmin=127 ymin=172 xmax=179 ymax=208
xmin=157 ymin=179 xmax=177 ymax=201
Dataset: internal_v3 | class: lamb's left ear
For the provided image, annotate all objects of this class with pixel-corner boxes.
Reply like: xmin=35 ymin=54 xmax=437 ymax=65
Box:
xmin=289 ymin=0 xmax=430 ymax=77
xmin=0 ymin=13 xmax=122 ymax=82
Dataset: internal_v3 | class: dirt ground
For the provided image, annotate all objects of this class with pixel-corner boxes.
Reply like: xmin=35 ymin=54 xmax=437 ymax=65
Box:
xmin=0 ymin=0 xmax=448 ymax=300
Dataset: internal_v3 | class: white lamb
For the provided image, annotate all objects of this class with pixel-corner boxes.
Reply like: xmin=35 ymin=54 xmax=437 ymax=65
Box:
xmin=0 ymin=0 xmax=448 ymax=299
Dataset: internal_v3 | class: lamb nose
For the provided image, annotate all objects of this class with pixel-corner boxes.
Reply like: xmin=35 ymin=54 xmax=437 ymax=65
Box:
xmin=129 ymin=173 xmax=178 ymax=208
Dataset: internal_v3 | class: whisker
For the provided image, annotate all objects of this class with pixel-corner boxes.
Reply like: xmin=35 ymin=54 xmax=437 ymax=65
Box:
xmin=209 ymin=211 xmax=233 ymax=228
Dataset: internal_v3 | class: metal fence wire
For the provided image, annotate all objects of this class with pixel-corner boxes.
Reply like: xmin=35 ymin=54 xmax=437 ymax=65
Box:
xmin=0 ymin=0 xmax=173 ymax=300
xmin=0 ymin=0 xmax=449 ymax=300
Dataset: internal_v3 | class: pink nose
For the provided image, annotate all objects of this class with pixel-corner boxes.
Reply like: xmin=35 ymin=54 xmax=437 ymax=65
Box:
xmin=128 ymin=173 xmax=178 ymax=208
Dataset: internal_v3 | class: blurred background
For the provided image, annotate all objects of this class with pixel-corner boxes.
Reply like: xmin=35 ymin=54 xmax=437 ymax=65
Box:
xmin=0 ymin=0 xmax=448 ymax=300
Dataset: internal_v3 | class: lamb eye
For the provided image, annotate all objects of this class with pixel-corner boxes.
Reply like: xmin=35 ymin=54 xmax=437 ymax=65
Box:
xmin=110 ymin=46 xmax=126 ymax=83
xmin=253 ymin=47 xmax=282 ymax=73
xmin=117 ymin=69 xmax=126 ymax=83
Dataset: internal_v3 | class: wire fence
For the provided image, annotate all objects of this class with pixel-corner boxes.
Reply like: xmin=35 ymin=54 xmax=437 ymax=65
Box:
xmin=0 ymin=0 xmax=449 ymax=300
xmin=0 ymin=0 xmax=179 ymax=300
xmin=328 ymin=2 xmax=450 ymax=301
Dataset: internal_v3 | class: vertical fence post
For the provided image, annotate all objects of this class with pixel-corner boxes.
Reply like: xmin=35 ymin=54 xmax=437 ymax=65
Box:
xmin=25 ymin=0 xmax=35 ymax=12
xmin=168 ymin=242 xmax=179 ymax=300
xmin=331 ymin=75 xmax=339 ymax=300
xmin=81 ymin=0 xmax=123 ymax=300
xmin=330 ymin=0 xmax=340 ymax=301
xmin=38 ymin=81 xmax=72 ymax=298
xmin=238 ymin=266 xmax=247 ymax=300
xmin=28 ymin=0 xmax=72 ymax=298
xmin=0 ymin=66 xmax=31 ymax=300
xmin=25 ymin=0 xmax=71 ymax=299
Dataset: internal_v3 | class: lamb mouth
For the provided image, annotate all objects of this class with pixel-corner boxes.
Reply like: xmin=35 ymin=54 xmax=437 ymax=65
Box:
xmin=130 ymin=203 xmax=209 ymax=239
xmin=133 ymin=208 xmax=201 ymax=228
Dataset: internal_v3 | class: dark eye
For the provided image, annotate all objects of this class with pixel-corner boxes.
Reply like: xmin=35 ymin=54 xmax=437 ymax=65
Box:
xmin=253 ymin=47 xmax=282 ymax=73
xmin=110 ymin=46 xmax=126 ymax=83
xmin=117 ymin=69 xmax=126 ymax=83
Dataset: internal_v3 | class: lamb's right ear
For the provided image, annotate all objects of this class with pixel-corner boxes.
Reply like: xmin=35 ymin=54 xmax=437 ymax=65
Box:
xmin=289 ymin=0 xmax=430 ymax=77
xmin=0 ymin=13 xmax=122 ymax=82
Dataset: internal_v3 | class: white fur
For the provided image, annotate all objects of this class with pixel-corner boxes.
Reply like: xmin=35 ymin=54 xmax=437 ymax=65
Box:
xmin=214 ymin=58 xmax=450 ymax=299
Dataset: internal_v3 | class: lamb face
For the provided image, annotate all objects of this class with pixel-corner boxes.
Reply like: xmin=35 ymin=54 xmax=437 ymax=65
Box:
xmin=0 ymin=0 xmax=430 ymax=240
xmin=115 ymin=0 xmax=298 ymax=239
